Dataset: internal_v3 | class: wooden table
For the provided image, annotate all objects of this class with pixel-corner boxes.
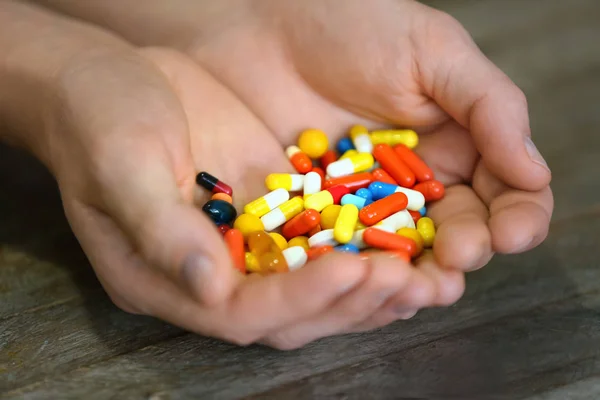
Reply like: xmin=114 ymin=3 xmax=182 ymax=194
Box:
xmin=2 ymin=0 xmax=600 ymax=398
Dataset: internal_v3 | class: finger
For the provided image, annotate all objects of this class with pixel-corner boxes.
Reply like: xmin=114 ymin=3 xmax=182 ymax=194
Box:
xmin=261 ymin=254 xmax=413 ymax=350
xmin=415 ymin=7 xmax=551 ymax=191
xmin=473 ymin=161 xmax=553 ymax=254
xmin=427 ymin=184 xmax=493 ymax=271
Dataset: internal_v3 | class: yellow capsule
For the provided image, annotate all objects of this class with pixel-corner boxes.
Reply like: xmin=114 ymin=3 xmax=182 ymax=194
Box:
xmin=417 ymin=217 xmax=436 ymax=248
xmin=320 ymin=205 xmax=342 ymax=230
xmin=304 ymin=190 xmax=334 ymax=212
xmin=339 ymin=149 xmax=359 ymax=160
xmin=265 ymin=173 xmax=305 ymax=192
xmin=269 ymin=232 xmax=288 ymax=250
xmin=349 ymin=125 xmax=373 ymax=153
xmin=260 ymin=196 xmax=304 ymax=231
xmin=396 ymin=227 xmax=424 ymax=256
xmin=297 ymin=128 xmax=329 ymax=159
xmin=355 ymin=220 xmax=367 ymax=231
xmin=326 ymin=153 xmax=374 ymax=178
xmin=370 ymin=129 xmax=419 ymax=148
xmin=334 ymin=204 xmax=359 ymax=244
xmin=244 ymin=188 xmax=289 ymax=217
xmin=234 ymin=213 xmax=265 ymax=240
xmin=245 ymin=252 xmax=260 ymax=273
xmin=288 ymin=236 xmax=310 ymax=251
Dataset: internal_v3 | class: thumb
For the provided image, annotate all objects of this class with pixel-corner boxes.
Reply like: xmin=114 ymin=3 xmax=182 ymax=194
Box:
xmin=417 ymin=10 xmax=551 ymax=191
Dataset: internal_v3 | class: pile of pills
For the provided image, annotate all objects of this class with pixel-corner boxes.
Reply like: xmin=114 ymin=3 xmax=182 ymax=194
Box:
xmin=197 ymin=126 xmax=444 ymax=276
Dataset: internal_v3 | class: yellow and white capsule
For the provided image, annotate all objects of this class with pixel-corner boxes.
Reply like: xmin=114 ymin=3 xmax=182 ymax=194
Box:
xmin=369 ymin=129 xmax=419 ymax=148
xmin=308 ymin=229 xmax=339 ymax=248
xmin=260 ymin=196 xmax=304 ymax=231
xmin=417 ymin=217 xmax=436 ymax=248
xmin=349 ymin=229 xmax=368 ymax=250
xmin=244 ymin=188 xmax=290 ymax=217
xmin=304 ymin=190 xmax=334 ymax=212
xmin=339 ymin=149 xmax=359 ymax=160
xmin=303 ymin=171 xmax=322 ymax=199
xmin=349 ymin=125 xmax=373 ymax=154
xmin=326 ymin=153 xmax=374 ymax=178
xmin=282 ymin=246 xmax=308 ymax=271
xmin=333 ymin=204 xmax=359 ymax=244
xmin=376 ymin=210 xmax=415 ymax=231
xmin=265 ymin=173 xmax=305 ymax=191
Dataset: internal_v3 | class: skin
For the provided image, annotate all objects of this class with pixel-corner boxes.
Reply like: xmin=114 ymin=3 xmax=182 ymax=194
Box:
xmin=2 ymin=0 xmax=553 ymax=350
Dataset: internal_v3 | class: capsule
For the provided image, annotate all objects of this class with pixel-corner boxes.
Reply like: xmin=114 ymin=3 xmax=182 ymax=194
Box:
xmin=349 ymin=125 xmax=373 ymax=153
xmin=245 ymin=252 xmax=260 ymax=273
xmin=413 ymin=180 xmax=445 ymax=202
xmin=339 ymin=149 xmax=359 ymax=160
xmin=281 ymin=209 xmax=321 ymax=239
xmin=286 ymin=145 xmax=313 ymax=174
xmin=377 ymin=209 xmax=415 ymax=231
xmin=233 ymin=213 xmax=265 ymax=239
xmin=327 ymin=153 xmax=374 ymax=178
xmin=247 ymin=230 xmax=289 ymax=274
xmin=372 ymin=144 xmax=415 ymax=188
xmin=269 ymin=232 xmax=288 ymax=250
xmin=335 ymin=243 xmax=360 ymax=253
xmin=359 ymin=192 xmax=408 ymax=226
xmin=196 ymin=171 xmax=233 ymax=196
xmin=288 ymin=236 xmax=310 ymax=250
xmin=323 ymin=172 xmax=374 ymax=192
xmin=260 ymin=196 xmax=304 ymax=231
xmin=211 ymin=193 xmax=233 ymax=203
xmin=394 ymin=144 xmax=434 ymax=182
xmin=340 ymin=194 xmax=368 ymax=210
xmin=396 ymin=227 xmax=424 ymax=256
xmin=368 ymin=181 xmax=425 ymax=211
xmin=336 ymin=137 xmax=355 ymax=154
xmin=362 ymin=227 xmax=417 ymax=256
xmin=355 ymin=188 xmax=373 ymax=202
xmin=202 ymin=199 xmax=237 ymax=226
xmin=319 ymin=150 xmax=338 ymax=171
xmin=370 ymin=129 xmax=419 ymax=148
xmin=282 ymin=246 xmax=308 ymax=270
xmin=308 ymin=229 xmax=339 ymax=248
xmin=265 ymin=173 xmax=304 ymax=191
xmin=320 ymin=205 xmax=342 ymax=229
xmin=419 ymin=206 xmax=427 ymax=216
xmin=224 ymin=229 xmax=246 ymax=273
xmin=304 ymin=185 xmax=350 ymax=212
xmin=417 ymin=217 xmax=436 ymax=248
xmin=303 ymin=171 xmax=322 ymax=199
xmin=308 ymin=224 xmax=322 ymax=237
xmin=372 ymin=168 xmax=397 ymax=185
xmin=297 ymin=128 xmax=329 ymax=159
xmin=217 ymin=224 xmax=231 ymax=235
xmin=306 ymin=245 xmax=334 ymax=261
xmin=334 ymin=204 xmax=359 ymax=243
xmin=311 ymin=167 xmax=326 ymax=184
xmin=244 ymin=188 xmax=290 ymax=217
xmin=348 ymin=229 xmax=368 ymax=250
xmin=409 ymin=210 xmax=421 ymax=225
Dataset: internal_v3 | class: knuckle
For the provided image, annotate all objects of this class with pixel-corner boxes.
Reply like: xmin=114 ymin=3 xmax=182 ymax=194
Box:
xmin=436 ymin=274 xmax=466 ymax=307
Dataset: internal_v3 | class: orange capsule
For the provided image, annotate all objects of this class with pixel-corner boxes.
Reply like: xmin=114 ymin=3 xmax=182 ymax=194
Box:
xmin=372 ymin=144 xmax=415 ymax=188
xmin=372 ymin=168 xmax=397 ymax=185
xmin=308 ymin=224 xmax=322 ymax=237
xmin=387 ymin=250 xmax=411 ymax=263
xmin=306 ymin=245 xmax=334 ymax=261
xmin=286 ymin=145 xmax=313 ymax=174
xmin=359 ymin=192 xmax=409 ymax=226
xmin=362 ymin=227 xmax=417 ymax=256
xmin=311 ymin=167 xmax=326 ymax=186
xmin=247 ymin=231 xmax=289 ymax=274
xmin=319 ymin=150 xmax=337 ymax=171
xmin=224 ymin=228 xmax=246 ymax=274
xmin=323 ymin=172 xmax=373 ymax=192
xmin=212 ymin=193 xmax=233 ymax=203
xmin=409 ymin=210 xmax=421 ymax=224
xmin=394 ymin=144 xmax=434 ymax=182
xmin=281 ymin=209 xmax=321 ymax=240
xmin=413 ymin=180 xmax=445 ymax=202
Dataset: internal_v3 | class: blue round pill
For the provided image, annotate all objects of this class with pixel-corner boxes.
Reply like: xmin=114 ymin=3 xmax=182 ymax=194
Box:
xmin=335 ymin=243 xmax=360 ymax=253
xmin=202 ymin=199 xmax=237 ymax=226
xmin=336 ymin=137 xmax=355 ymax=154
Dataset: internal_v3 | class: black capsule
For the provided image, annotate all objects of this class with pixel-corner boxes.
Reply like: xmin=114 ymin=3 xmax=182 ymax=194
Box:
xmin=202 ymin=199 xmax=237 ymax=226
xmin=196 ymin=171 xmax=233 ymax=196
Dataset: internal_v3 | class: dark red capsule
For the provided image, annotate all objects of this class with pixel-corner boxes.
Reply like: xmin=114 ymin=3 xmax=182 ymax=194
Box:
xmin=196 ymin=171 xmax=233 ymax=196
xmin=217 ymin=224 xmax=231 ymax=235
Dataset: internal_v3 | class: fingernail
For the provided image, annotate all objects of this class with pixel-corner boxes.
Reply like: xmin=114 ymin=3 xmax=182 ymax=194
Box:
xmin=394 ymin=307 xmax=418 ymax=319
xmin=181 ymin=253 xmax=214 ymax=298
xmin=524 ymin=136 xmax=550 ymax=172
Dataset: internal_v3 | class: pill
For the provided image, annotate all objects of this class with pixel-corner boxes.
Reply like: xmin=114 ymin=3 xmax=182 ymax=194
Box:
xmin=304 ymin=185 xmax=350 ymax=212
xmin=303 ymin=171 xmax=322 ymax=199
xmin=308 ymin=224 xmax=322 ymax=236
xmin=339 ymin=149 xmax=359 ymax=160
xmin=327 ymin=153 xmax=374 ymax=178
xmin=288 ymin=236 xmax=310 ymax=250
xmin=359 ymin=192 xmax=408 ymax=225
xmin=311 ymin=167 xmax=326 ymax=184
xmin=211 ymin=193 xmax=233 ymax=203
xmin=336 ymin=137 xmax=355 ymax=154
xmin=371 ymin=223 xmax=397 ymax=233
xmin=323 ymin=172 xmax=374 ymax=192
xmin=368 ymin=181 xmax=425 ymax=211
xmin=355 ymin=188 xmax=373 ymax=202
xmin=308 ymin=229 xmax=338 ymax=247
xmin=319 ymin=150 xmax=337 ymax=171
xmin=419 ymin=206 xmax=427 ymax=216
xmin=233 ymin=213 xmax=265 ymax=239
xmin=224 ymin=229 xmax=245 ymax=273
xmin=286 ymin=145 xmax=313 ymax=174
xmin=377 ymin=209 xmax=415 ymax=231
xmin=245 ymin=252 xmax=260 ymax=273
xmin=298 ymin=128 xmax=329 ymax=158
xmin=340 ymin=194 xmax=368 ymax=209
xmin=247 ymin=231 xmax=289 ymax=274
xmin=335 ymin=243 xmax=360 ymax=253
xmin=196 ymin=171 xmax=233 ymax=196
xmin=417 ymin=217 xmax=436 ymax=248
xmin=320 ymin=205 xmax=342 ymax=229
xmin=269 ymin=232 xmax=288 ymax=250
xmin=409 ymin=210 xmax=421 ymax=225
xmin=202 ymin=199 xmax=237 ymax=226
xmin=370 ymin=129 xmax=419 ymax=148
xmin=244 ymin=188 xmax=290 ymax=217
xmin=217 ymin=224 xmax=231 ymax=235
xmin=348 ymin=229 xmax=368 ymax=249
xmin=260 ymin=196 xmax=304 ymax=231
xmin=282 ymin=246 xmax=308 ymax=270
xmin=355 ymin=221 xmax=367 ymax=231
xmin=349 ymin=124 xmax=373 ymax=153
xmin=413 ymin=180 xmax=445 ymax=202
xmin=372 ymin=144 xmax=415 ymax=188
xmin=396 ymin=227 xmax=424 ymax=256
xmin=334 ymin=204 xmax=359 ymax=243
xmin=265 ymin=173 xmax=304 ymax=191
xmin=362 ymin=227 xmax=417 ymax=256
xmin=371 ymin=168 xmax=397 ymax=185
xmin=306 ymin=245 xmax=334 ymax=261
xmin=281 ymin=209 xmax=321 ymax=239
xmin=394 ymin=144 xmax=434 ymax=182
